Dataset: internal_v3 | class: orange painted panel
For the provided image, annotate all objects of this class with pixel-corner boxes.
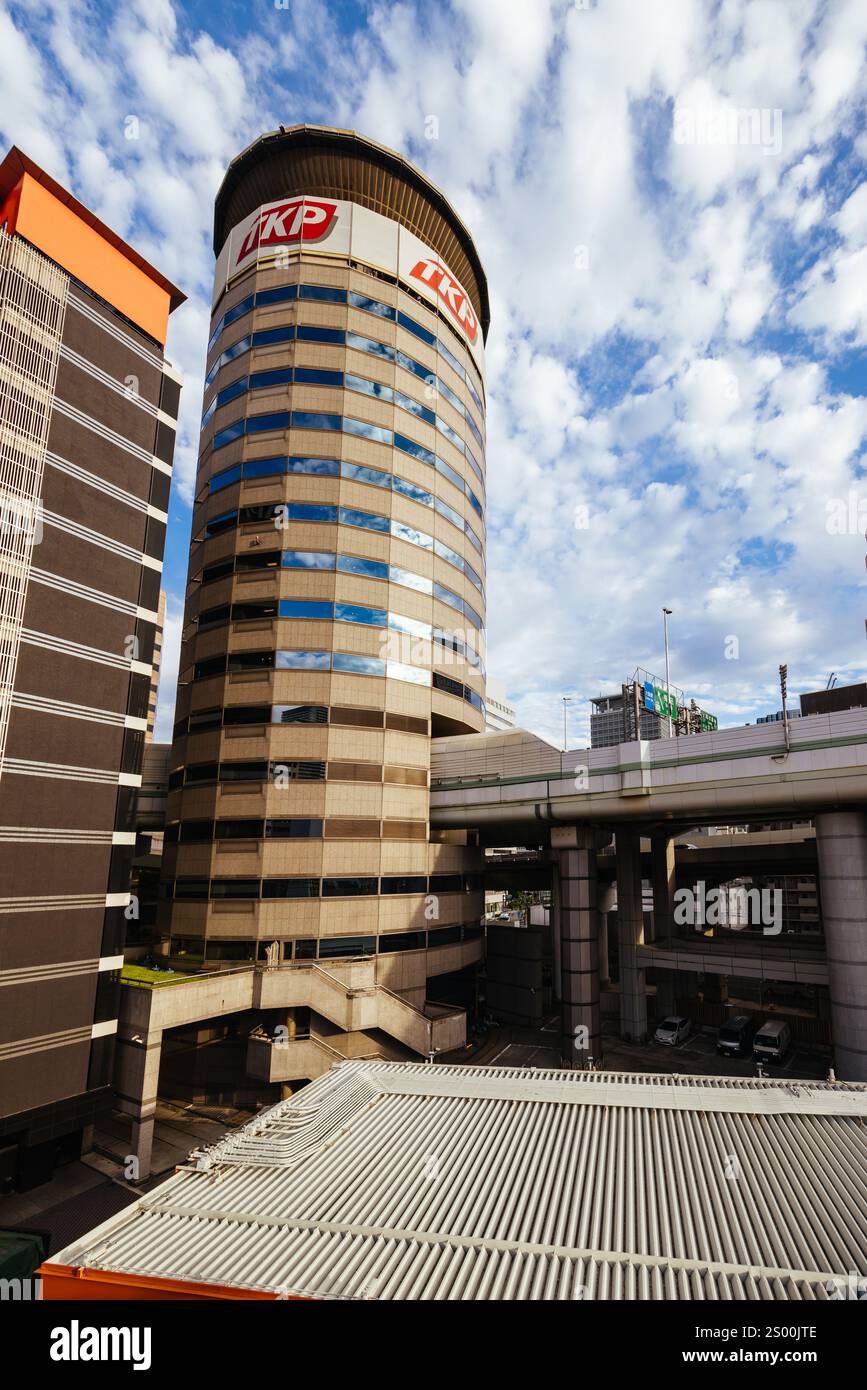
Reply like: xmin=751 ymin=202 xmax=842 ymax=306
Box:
xmin=12 ymin=174 xmax=171 ymax=344
xmin=39 ymin=1263 xmax=313 ymax=1301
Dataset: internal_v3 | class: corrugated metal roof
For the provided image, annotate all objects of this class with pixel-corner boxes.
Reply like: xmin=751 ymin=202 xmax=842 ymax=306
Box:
xmin=50 ymin=1063 xmax=867 ymax=1300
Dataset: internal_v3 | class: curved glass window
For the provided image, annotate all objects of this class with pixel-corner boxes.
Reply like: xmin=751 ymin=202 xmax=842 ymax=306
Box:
xmin=339 ymin=507 xmax=389 ymax=533
xmin=395 ymin=390 xmax=434 ymax=425
xmin=242 ymin=457 xmax=283 ymax=480
xmin=333 ymin=652 xmax=385 ymax=676
xmin=246 ymin=411 xmax=288 ymax=435
xmin=341 ymin=461 xmax=390 ymax=489
xmin=276 ymin=650 xmax=330 ymax=670
xmin=389 ymin=612 xmax=431 ymax=638
xmin=347 ymin=331 xmax=394 ymax=360
xmin=296 ymin=325 xmax=344 ymax=344
xmin=294 ymin=367 xmax=343 ymax=387
xmin=335 ymin=602 xmax=387 ymax=627
xmin=279 ymin=600 xmax=334 ymax=620
xmin=394 ymin=476 xmax=433 ymax=507
xmin=344 ymin=416 xmax=391 ymax=444
xmin=262 ymin=878 xmax=319 ymax=899
xmin=391 ymin=519 xmax=433 ymax=549
xmin=250 ymin=367 xmax=292 ymax=390
xmin=390 ymin=565 xmax=432 ymax=594
xmin=271 ymin=704 xmax=328 ymax=724
xmin=387 ymin=660 xmax=431 ymax=685
xmin=211 ymin=464 xmax=241 ymax=493
xmin=434 ymin=496 xmax=464 ymax=531
xmin=288 ymin=502 xmax=337 ymax=523
xmin=338 ymin=554 xmax=388 ymax=580
xmin=282 ymin=550 xmax=335 ymax=570
xmin=433 ymin=582 xmax=463 ymax=613
xmin=255 ymin=284 xmax=298 ymax=307
xmin=394 ymin=433 xmax=435 ymax=467
xmin=346 ymin=372 xmax=392 ymax=401
xmin=266 ymin=818 xmax=324 ymax=837
xmin=287 ymin=455 xmax=340 ymax=476
xmin=291 ymin=410 xmax=341 ymax=431
xmin=397 ymin=309 xmax=435 ymax=346
xmin=349 ymin=290 xmax=395 ymax=320
xmin=253 ymin=324 xmax=295 ymax=346
xmin=299 ymin=284 xmax=347 ymax=303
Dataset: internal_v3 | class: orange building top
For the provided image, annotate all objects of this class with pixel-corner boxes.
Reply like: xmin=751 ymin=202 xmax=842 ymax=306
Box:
xmin=0 ymin=146 xmax=185 ymax=345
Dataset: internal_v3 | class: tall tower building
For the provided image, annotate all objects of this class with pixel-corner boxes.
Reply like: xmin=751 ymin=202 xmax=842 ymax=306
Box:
xmin=0 ymin=148 xmax=184 ymax=1189
xmin=162 ymin=126 xmax=488 ymax=1038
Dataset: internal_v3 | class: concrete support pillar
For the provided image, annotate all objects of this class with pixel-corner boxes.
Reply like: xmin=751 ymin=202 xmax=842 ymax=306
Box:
xmin=553 ymin=828 xmax=600 ymax=1067
xmin=617 ymin=830 xmax=647 ymax=1041
xmin=654 ymin=973 xmax=677 ymax=1018
xmin=598 ymin=884 xmax=616 ymax=985
xmin=114 ymin=1027 xmax=163 ymax=1181
xmin=651 ymin=832 xmax=677 ymax=945
xmin=816 ymin=811 xmax=867 ymax=1081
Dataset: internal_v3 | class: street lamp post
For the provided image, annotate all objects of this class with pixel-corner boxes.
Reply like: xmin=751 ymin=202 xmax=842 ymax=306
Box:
xmin=662 ymin=607 xmax=673 ymax=737
xmin=561 ymin=695 xmax=574 ymax=773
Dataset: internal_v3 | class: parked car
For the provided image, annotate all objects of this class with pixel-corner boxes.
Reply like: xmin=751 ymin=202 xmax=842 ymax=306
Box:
xmin=653 ymin=1015 xmax=692 ymax=1046
xmin=717 ymin=1014 xmax=756 ymax=1057
xmin=753 ymin=1019 xmax=792 ymax=1065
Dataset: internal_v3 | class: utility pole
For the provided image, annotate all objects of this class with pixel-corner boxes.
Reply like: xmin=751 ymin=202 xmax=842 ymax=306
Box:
xmin=662 ymin=607 xmax=673 ymax=737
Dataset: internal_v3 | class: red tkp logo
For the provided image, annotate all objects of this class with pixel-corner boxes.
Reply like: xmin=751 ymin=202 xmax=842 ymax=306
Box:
xmin=237 ymin=198 xmax=338 ymax=263
xmin=409 ymin=258 xmax=479 ymax=344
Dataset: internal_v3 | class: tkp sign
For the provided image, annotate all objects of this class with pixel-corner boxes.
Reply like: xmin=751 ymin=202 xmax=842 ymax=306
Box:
xmin=237 ymin=198 xmax=338 ymax=263
xmin=409 ymin=257 xmax=479 ymax=343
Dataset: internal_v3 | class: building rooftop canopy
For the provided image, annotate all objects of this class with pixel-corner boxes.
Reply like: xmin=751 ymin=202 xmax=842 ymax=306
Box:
xmin=45 ymin=1061 xmax=867 ymax=1301
xmin=213 ymin=123 xmax=490 ymax=341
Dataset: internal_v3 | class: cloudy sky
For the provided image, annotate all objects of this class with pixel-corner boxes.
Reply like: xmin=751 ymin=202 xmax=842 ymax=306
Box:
xmin=3 ymin=0 xmax=866 ymax=746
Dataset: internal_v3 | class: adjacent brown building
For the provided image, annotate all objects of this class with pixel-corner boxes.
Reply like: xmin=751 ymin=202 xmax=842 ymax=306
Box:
xmin=160 ymin=126 xmax=488 ymax=1047
xmin=0 ymin=148 xmax=184 ymax=1189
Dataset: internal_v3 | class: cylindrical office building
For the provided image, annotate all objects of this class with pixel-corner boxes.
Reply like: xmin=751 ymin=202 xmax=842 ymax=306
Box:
xmin=162 ymin=126 xmax=489 ymax=1036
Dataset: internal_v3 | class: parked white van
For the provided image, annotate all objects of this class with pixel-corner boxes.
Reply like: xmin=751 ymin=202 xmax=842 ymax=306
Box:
xmin=753 ymin=1019 xmax=791 ymax=1065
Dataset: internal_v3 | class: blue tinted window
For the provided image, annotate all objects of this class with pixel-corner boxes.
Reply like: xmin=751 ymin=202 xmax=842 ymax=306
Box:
xmin=437 ymin=338 xmax=463 ymax=379
xmin=393 ymin=476 xmax=433 ymax=507
xmin=294 ymin=367 xmax=343 ymax=387
xmin=299 ymin=284 xmax=347 ymax=303
xmin=335 ymin=602 xmax=387 ymax=627
xmin=225 ymin=294 xmax=255 ymax=326
xmin=339 ymin=507 xmax=389 ymax=533
xmin=394 ymin=433 xmax=435 ymax=467
xmin=344 ymin=416 xmax=391 ymax=444
xmin=337 ymin=554 xmax=388 ymax=580
xmin=345 ymin=373 xmax=392 ymax=401
xmin=291 ymin=411 xmax=341 ymax=431
xmin=437 ymin=417 xmax=465 ymax=454
xmin=398 ymin=310 xmax=436 ymax=346
xmin=388 ymin=612 xmax=430 ymax=638
xmin=216 ymin=377 xmax=249 ymax=408
xmin=467 ymin=489 xmax=484 ymax=518
xmin=213 ymin=419 xmax=246 ymax=450
xmin=349 ymin=291 xmax=395 ymax=320
xmin=347 ymin=331 xmax=394 ymax=361
xmin=255 ymin=284 xmax=298 ymax=306
xmin=248 ymin=411 xmax=289 ymax=435
xmin=464 ymin=601 xmax=483 ymax=630
xmin=434 ymin=538 xmax=463 ymax=570
xmin=341 ymin=461 xmax=390 ymax=489
xmin=333 ymin=652 xmax=386 ymax=676
xmin=434 ymin=456 xmax=464 ymax=492
xmin=464 ymin=444 xmax=483 ymax=483
xmin=386 ymin=660 xmax=430 ymax=686
xmin=465 ymin=524 xmax=483 ymax=554
xmin=466 ymin=377 xmax=483 ymax=414
xmin=282 ymin=550 xmax=336 ymax=570
xmin=206 ymin=510 xmax=237 ymax=537
xmin=250 ymin=368 xmax=292 ymax=391
xmin=252 ymin=325 xmax=295 ymax=346
xmin=391 ymin=519 xmax=432 ymax=549
xmin=434 ymin=582 xmax=463 ymax=612
xmin=279 ymin=600 xmax=334 ymax=620
xmin=465 ymin=413 xmax=483 ymax=446
xmin=395 ymin=349 xmax=432 ymax=384
xmin=286 ymin=455 xmax=340 ymax=476
xmin=243 ymin=457 xmax=285 ymax=480
xmin=389 ymin=565 xmax=432 ymax=594
xmin=289 ymin=502 xmax=337 ymax=522
xmin=464 ymin=559 xmax=483 ymax=592
xmin=437 ymin=376 xmax=464 ymax=415
xmin=210 ymin=465 xmax=241 ymax=493
xmin=434 ymin=496 xmax=464 ymax=530
xmin=297 ymin=325 xmax=345 ymax=344
xmin=395 ymin=390 xmax=435 ymax=425
xmin=276 ymin=650 xmax=331 ymax=670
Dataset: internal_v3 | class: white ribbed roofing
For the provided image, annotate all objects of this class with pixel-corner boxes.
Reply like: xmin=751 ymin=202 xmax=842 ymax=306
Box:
xmin=53 ymin=1063 xmax=867 ymax=1300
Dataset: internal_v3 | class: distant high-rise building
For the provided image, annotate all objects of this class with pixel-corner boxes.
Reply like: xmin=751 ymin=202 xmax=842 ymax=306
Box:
xmin=485 ymin=676 xmax=516 ymax=731
xmin=145 ymin=588 xmax=166 ymax=741
xmin=0 ymin=147 xmax=184 ymax=1189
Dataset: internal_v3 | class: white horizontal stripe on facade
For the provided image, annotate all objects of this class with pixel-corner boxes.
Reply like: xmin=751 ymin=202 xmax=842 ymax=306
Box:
xmin=11 ymin=689 xmax=148 ymax=730
xmin=91 ymin=1019 xmax=119 ymax=1039
xmin=106 ymin=890 xmax=133 ymax=906
xmin=0 ymin=825 xmax=116 ymax=844
xmin=99 ymin=955 xmax=125 ymax=972
xmin=42 ymin=509 xmax=156 ymax=570
xmin=28 ymin=567 xmax=158 ymax=623
xmin=54 ymin=397 xmax=159 ymax=465
xmin=46 ymin=450 xmax=167 ymax=522
xmin=113 ymin=831 xmax=137 ymax=845
xmin=2 ymin=757 xmax=140 ymax=786
xmin=0 ymin=958 xmax=99 ymax=987
xmin=67 ymin=291 xmax=165 ymax=371
xmin=0 ymin=1024 xmax=91 ymax=1062
xmin=59 ymin=343 xmax=176 ymax=426
xmin=20 ymin=627 xmax=152 ymax=676
xmin=0 ymin=892 xmax=109 ymax=914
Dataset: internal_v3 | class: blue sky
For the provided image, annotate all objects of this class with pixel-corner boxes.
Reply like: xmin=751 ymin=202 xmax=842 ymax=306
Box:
xmin=2 ymin=0 xmax=866 ymax=746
